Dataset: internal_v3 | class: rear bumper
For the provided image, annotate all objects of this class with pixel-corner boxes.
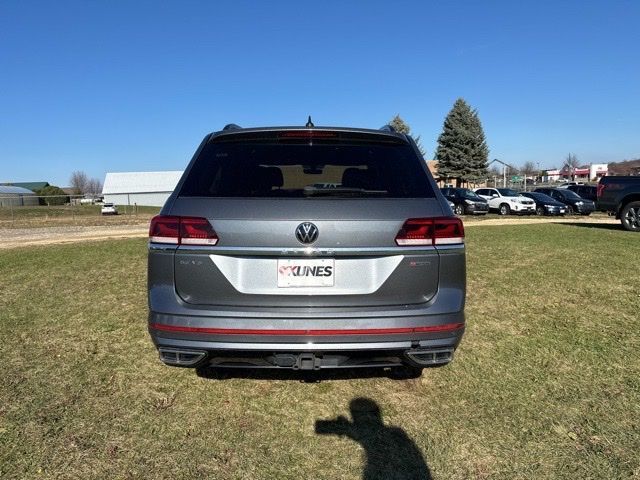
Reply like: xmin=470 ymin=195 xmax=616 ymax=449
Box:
xmin=544 ymin=206 xmax=566 ymax=215
xmin=148 ymin=310 xmax=465 ymax=368
xmin=465 ymin=203 xmax=489 ymax=214
xmin=575 ymin=205 xmax=595 ymax=214
xmin=512 ymin=204 xmax=536 ymax=214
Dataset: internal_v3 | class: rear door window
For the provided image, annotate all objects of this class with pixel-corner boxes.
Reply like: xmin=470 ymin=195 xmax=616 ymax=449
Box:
xmin=179 ymin=133 xmax=435 ymax=198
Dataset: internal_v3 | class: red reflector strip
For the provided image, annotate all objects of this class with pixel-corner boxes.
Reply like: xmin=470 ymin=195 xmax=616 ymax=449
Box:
xmin=150 ymin=322 xmax=464 ymax=336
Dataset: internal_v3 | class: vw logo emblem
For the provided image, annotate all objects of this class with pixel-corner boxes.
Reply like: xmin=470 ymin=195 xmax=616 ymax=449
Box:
xmin=295 ymin=222 xmax=319 ymax=244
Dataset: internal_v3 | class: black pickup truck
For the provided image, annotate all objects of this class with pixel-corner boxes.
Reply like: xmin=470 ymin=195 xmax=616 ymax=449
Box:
xmin=596 ymin=176 xmax=640 ymax=231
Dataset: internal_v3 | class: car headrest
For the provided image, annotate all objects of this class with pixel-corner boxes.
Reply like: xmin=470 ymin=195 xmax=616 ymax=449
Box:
xmin=261 ymin=167 xmax=283 ymax=188
xmin=342 ymin=168 xmax=373 ymax=189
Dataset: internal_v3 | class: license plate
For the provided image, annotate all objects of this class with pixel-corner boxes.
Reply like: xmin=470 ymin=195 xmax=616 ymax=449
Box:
xmin=277 ymin=259 xmax=335 ymax=287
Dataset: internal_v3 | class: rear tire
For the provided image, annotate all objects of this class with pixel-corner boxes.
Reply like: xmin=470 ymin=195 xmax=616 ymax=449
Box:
xmin=581 ymin=212 xmax=591 ymax=216
xmin=499 ymin=203 xmax=510 ymax=216
xmin=454 ymin=203 xmax=465 ymax=216
xmin=620 ymin=201 xmax=640 ymax=231
xmin=536 ymin=206 xmax=545 ymax=216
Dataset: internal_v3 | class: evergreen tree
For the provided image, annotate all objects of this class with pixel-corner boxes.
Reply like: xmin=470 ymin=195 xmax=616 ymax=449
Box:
xmin=435 ymin=99 xmax=489 ymax=186
xmin=469 ymin=108 xmax=489 ymax=181
xmin=35 ymin=185 xmax=68 ymax=206
xmin=388 ymin=114 xmax=426 ymax=157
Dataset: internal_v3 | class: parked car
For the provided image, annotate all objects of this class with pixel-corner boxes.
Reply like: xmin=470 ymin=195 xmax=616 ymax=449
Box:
xmin=597 ymin=176 xmax=640 ymax=231
xmin=520 ymin=192 xmax=567 ymax=216
xmin=566 ymin=184 xmax=597 ymax=202
xmin=474 ymin=187 xmax=536 ymax=215
xmin=440 ymin=187 xmax=489 ymax=215
xmin=101 ymin=203 xmax=118 ymax=215
xmin=533 ymin=188 xmax=595 ymax=215
xmin=557 ymin=181 xmax=584 ymax=189
xmin=147 ymin=122 xmax=466 ymax=377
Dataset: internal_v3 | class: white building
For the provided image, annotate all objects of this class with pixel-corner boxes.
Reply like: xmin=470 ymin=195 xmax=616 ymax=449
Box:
xmin=102 ymin=171 xmax=183 ymax=207
xmin=0 ymin=185 xmax=40 ymax=207
xmin=543 ymin=163 xmax=608 ymax=183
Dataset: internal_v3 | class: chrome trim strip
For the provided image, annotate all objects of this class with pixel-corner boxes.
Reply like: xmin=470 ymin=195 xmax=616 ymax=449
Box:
xmin=434 ymin=244 xmax=465 ymax=251
xmin=148 ymin=242 xmax=178 ymax=251
xmin=174 ymin=245 xmax=440 ymax=255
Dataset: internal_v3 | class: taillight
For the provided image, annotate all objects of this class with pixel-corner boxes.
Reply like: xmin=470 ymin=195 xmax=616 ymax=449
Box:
xmin=395 ymin=217 xmax=464 ymax=246
xmin=149 ymin=215 xmax=179 ymax=244
xmin=395 ymin=219 xmax=435 ymax=245
xmin=597 ymin=182 xmax=605 ymax=199
xmin=149 ymin=215 xmax=218 ymax=246
xmin=180 ymin=217 xmax=218 ymax=245
xmin=433 ymin=218 xmax=465 ymax=245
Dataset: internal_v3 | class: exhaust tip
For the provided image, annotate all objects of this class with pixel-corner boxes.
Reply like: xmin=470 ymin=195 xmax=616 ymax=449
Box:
xmin=405 ymin=348 xmax=454 ymax=366
xmin=158 ymin=348 xmax=206 ymax=366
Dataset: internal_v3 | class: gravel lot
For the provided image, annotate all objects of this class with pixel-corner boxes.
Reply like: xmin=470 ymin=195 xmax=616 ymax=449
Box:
xmin=0 ymin=223 xmax=149 ymax=249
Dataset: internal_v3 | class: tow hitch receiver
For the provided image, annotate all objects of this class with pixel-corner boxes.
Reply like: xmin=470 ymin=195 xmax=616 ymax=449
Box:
xmin=296 ymin=353 xmax=322 ymax=370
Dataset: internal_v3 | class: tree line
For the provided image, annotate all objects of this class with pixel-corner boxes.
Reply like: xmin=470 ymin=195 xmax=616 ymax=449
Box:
xmin=392 ymin=102 xmax=589 ymax=186
xmin=33 ymin=171 xmax=103 ymax=206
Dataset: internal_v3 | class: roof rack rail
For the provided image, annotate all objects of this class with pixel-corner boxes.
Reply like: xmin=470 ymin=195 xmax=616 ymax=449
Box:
xmin=379 ymin=124 xmax=396 ymax=133
xmin=222 ymin=123 xmax=242 ymax=131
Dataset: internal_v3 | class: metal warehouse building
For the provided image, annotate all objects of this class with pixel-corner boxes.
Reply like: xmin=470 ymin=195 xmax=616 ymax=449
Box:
xmin=102 ymin=171 xmax=183 ymax=207
xmin=0 ymin=185 xmax=39 ymax=207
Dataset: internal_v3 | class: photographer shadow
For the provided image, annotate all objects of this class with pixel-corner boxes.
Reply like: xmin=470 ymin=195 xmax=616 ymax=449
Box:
xmin=316 ymin=397 xmax=432 ymax=480
xmin=196 ymin=366 xmax=408 ymax=382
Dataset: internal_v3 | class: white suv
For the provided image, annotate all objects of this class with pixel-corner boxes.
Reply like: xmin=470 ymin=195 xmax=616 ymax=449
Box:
xmin=101 ymin=203 xmax=118 ymax=215
xmin=474 ymin=188 xmax=535 ymax=215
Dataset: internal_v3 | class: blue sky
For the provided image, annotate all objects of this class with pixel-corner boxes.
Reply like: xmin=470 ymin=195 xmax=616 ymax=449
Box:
xmin=1 ymin=0 xmax=639 ymax=186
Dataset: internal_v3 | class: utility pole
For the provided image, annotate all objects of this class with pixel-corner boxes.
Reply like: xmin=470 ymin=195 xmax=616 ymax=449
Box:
xmin=488 ymin=159 xmax=515 ymax=190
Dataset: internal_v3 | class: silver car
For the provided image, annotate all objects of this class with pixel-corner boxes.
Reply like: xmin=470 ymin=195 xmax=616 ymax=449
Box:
xmin=148 ymin=124 xmax=466 ymax=376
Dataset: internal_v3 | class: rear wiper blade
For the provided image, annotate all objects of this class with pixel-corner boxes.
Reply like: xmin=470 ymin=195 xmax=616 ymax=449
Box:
xmin=302 ymin=187 xmax=388 ymax=197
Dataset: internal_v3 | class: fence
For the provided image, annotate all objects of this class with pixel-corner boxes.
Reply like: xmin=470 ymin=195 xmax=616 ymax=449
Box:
xmin=0 ymin=195 xmax=159 ymax=227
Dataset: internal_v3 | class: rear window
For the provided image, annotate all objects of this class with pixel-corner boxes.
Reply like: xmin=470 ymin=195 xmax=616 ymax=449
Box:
xmin=179 ymin=133 xmax=434 ymax=198
xmin=560 ymin=189 xmax=581 ymax=199
xmin=458 ymin=189 xmax=483 ymax=200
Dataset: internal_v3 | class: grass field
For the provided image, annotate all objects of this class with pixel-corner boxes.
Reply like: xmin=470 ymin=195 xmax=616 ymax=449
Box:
xmin=0 ymin=205 xmax=159 ymax=228
xmin=1 ymin=224 xmax=639 ymax=479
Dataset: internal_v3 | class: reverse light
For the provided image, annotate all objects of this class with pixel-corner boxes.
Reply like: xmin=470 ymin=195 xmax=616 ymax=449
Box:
xmin=395 ymin=217 xmax=464 ymax=246
xmin=149 ymin=215 xmax=218 ymax=246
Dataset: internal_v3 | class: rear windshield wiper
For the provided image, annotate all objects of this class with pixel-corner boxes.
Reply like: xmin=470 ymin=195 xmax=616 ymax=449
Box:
xmin=302 ymin=187 xmax=388 ymax=197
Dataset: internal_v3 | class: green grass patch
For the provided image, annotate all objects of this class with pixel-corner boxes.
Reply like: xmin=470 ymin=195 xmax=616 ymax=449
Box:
xmin=1 ymin=225 xmax=638 ymax=479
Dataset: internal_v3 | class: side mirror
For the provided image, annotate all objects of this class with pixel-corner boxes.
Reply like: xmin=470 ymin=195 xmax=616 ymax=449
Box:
xmin=492 ymin=194 xmax=499 ymax=198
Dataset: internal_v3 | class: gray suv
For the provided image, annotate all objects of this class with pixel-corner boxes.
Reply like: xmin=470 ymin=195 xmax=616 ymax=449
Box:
xmin=148 ymin=123 xmax=466 ymax=376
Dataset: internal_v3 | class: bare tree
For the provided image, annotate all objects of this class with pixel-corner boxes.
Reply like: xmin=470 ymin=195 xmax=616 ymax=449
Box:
xmin=521 ymin=161 xmax=536 ymax=176
xmin=86 ymin=178 xmax=103 ymax=196
xmin=70 ymin=171 xmax=89 ymax=194
xmin=564 ymin=153 xmax=580 ymax=181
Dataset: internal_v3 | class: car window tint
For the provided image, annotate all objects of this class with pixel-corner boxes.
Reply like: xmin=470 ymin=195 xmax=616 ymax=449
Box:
xmin=180 ymin=137 xmax=435 ymax=198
